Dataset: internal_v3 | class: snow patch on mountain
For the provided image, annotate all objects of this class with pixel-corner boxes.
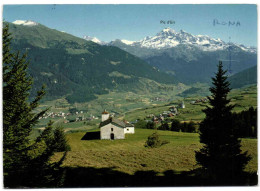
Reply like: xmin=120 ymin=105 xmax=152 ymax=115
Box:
xmin=13 ymin=20 xmax=38 ymax=26
xmin=83 ymin=35 xmax=106 ymax=45
xmin=121 ymin=39 xmax=135 ymax=45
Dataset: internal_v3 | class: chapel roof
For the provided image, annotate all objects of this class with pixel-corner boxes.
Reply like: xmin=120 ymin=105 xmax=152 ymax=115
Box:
xmin=102 ymin=110 xmax=109 ymax=114
xmin=99 ymin=117 xmax=134 ymax=128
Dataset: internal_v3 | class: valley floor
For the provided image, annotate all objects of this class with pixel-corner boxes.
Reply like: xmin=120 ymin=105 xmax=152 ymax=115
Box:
xmin=33 ymin=85 xmax=256 ymax=134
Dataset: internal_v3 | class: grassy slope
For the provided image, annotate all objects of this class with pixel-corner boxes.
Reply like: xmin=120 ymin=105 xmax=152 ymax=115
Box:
xmin=52 ymin=129 xmax=257 ymax=175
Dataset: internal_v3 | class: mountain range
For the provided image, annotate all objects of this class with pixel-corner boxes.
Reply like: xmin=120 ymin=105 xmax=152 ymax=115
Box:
xmin=6 ymin=20 xmax=257 ymax=103
xmin=85 ymin=27 xmax=256 ymax=53
xmin=85 ymin=27 xmax=257 ymax=84
xmin=7 ymin=20 xmax=178 ymax=103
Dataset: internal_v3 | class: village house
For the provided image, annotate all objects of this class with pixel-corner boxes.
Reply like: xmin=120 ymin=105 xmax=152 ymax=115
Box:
xmin=99 ymin=110 xmax=134 ymax=140
xmin=169 ymin=106 xmax=178 ymax=115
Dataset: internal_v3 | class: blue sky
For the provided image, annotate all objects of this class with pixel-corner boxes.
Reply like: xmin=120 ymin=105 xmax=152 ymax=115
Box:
xmin=3 ymin=4 xmax=257 ymax=46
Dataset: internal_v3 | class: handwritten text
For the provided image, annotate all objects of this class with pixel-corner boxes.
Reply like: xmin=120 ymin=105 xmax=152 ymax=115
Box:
xmin=213 ymin=19 xmax=241 ymax=27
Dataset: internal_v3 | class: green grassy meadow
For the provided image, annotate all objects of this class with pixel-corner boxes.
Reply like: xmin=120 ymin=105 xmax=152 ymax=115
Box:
xmin=52 ymin=129 xmax=257 ymax=175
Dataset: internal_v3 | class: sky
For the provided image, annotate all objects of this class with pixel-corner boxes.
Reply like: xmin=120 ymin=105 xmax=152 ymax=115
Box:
xmin=3 ymin=4 xmax=257 ymax=46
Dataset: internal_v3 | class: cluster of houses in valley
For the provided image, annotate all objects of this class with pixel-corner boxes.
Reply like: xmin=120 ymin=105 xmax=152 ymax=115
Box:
xmin=39 ymin=111 xmax=71 ymax=119
xmin=39 ymin=110 xmax=100 ymax=123
xmin=142 ymin=102 xmax=185 ymax=124
xmin=64 ymin=113 xmax=100 ymax=123
xmin=150 ymin=97 xmax=168 ymax=102
xmin=190 ymin=97 xmax=209 ymax=104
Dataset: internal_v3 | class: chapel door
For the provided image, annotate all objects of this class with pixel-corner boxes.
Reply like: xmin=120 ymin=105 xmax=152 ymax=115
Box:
xmin=110 ymin=133 xmax=114 ymax=140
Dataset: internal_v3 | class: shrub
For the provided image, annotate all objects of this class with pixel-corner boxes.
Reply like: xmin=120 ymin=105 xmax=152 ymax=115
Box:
xmin=144 ymin=132 xmax=169 ymax=148
xmin=180 ymin=121 xmax=196 ymax=133
xmin=135 ymin=120 xmax=147 ymax=129
xmin=186 ymin=121 xmax=196 ymax=133
xmin=146 ymin=121 xmax=156 ymax=129
xmin=181 ymin=122 xmax=188 ymax=132
xmin=135 ymin=120 xmax=156 ymax=129
xmin=158 ymin=122 xmax=170 ymax=130
xmin=171 ymin=119 xmax=181 ymax=132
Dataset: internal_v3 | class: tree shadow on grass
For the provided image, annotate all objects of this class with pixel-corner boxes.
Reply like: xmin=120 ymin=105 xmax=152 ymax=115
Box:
xmin=81 ymin=131 xmax=100 ymax=140
xmin=5 ymin=164 xmax=257 ymax=188
xmin=60 ymin=166 xmax=258 ymax=187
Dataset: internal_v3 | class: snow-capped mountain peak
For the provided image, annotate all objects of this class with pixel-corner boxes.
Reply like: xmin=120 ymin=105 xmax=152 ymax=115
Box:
xmin=134 ymin=27 xmax=256 ymax=53
xmin=13 ymin=20 xmax=38 ymax=26
xmin=161 ymin=27 xmax=176 ymax=34
xmin=83 ymin=35 xmax=106 ymax=45
xmin=84 ymin=27 xmax=256 ymax=53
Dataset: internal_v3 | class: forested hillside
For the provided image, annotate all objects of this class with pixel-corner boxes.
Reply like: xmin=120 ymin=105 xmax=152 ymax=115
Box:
xmin=228 ymin=65 xmax=257 ymax=89
xmin=7 ymin=22 xmax=177 ymax=103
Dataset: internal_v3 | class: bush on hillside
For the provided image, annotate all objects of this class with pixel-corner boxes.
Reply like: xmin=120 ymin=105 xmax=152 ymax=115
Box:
xmin=158 ymin=122 xmax=170 ymax=131
xmin=135 ymin=120 xmax=147 ymax=129
xmin=135 ymin=120 xmax=156 ymax=129
xmin=144 ymin=132 xmax=169 ymax=148
xmin=171 ymin=119 xmax=181 ymax=132
xmin=146 ymin=121 xmax=156 ymax=129
xmin=182 ymin=121 xmax=196 ymax=133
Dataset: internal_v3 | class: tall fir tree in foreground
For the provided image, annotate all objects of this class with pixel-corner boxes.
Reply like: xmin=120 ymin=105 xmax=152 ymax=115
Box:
xmin=3 ymin=24 xmax=69 ymax=188
xmin=195 ymin=61 xmax=251 ymax=184
xmin=3 ymin=23 xmax=47 ymax=186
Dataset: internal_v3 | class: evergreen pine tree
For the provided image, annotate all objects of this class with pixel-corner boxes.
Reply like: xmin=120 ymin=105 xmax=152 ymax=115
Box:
xmin=3 ymin=24 xmax=48 ymax=187
xmin=26 ymin=121 xmax=55 ymax=186
xmin=195 ymin=61 xmax=251 ymax=184
xmin=26 ymin=121 xmax=69 ymax=187
xmin=53 ymin=124 xmax=71 ymax=152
